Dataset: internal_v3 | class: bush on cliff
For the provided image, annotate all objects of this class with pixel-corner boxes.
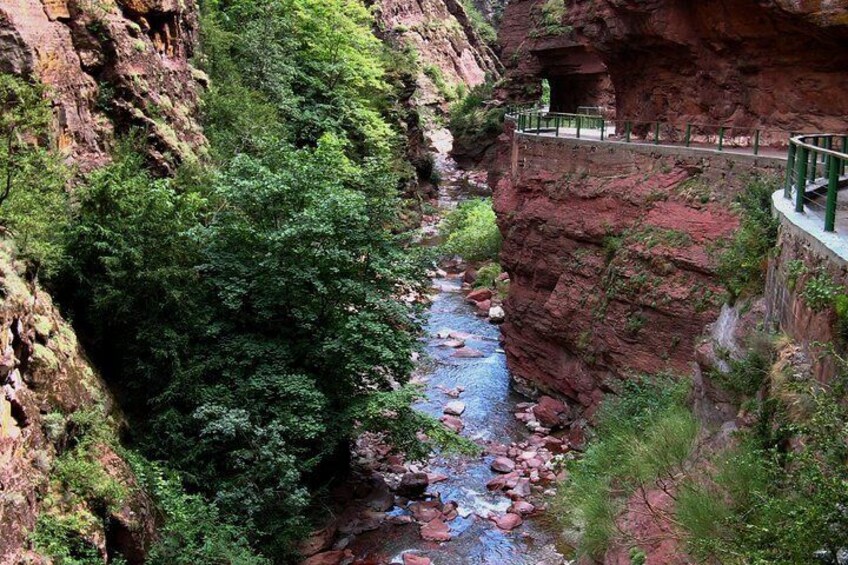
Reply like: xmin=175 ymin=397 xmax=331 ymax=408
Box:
xmin=717 ymin=176 xmax=779 ymax=301
xmin=0 ymin=74 xmax=69 ymax=277
xmin=449 ymin=81 xmax=505 ymax=159
xmin=553 ymin=376 xmax=697 ymax=559
xmin=440 ymin=197 xmax=502 ymax=261
xmin=678 ymin=347 xmax=848 ymax=563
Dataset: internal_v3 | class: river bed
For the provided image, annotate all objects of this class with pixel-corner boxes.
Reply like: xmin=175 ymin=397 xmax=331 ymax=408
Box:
xmin=340 ymin=130 xmax=568 ymax=564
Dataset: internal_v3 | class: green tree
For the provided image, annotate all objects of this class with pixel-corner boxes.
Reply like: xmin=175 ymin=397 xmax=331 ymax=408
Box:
xmin=0 ymin=74 xmax=69 ymax=275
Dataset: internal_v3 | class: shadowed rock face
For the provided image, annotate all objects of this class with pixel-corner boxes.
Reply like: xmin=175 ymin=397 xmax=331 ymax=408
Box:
xmin=499 ymin=0 xmax=848 ymax=134
xmin=0 ymin=0 xmax=206 ymax=173
xmin=0 ymin=242 xmax=157 ymax=563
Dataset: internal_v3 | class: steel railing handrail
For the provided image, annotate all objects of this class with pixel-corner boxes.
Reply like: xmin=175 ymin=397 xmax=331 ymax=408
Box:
xmin=505 ymin=109 xmax=848 ymax=235
xmin=508 ymin=109 xmax=800 ymax=142
xmin=791 ymin=133 xmax=848 ymax=161
xmin=784 ymin=133 xmax=848 ymax=232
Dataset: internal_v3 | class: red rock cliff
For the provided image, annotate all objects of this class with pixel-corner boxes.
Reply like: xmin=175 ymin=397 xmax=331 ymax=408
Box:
xmin=499 ymin=0 xmax=848 ymax=135
xmin=0 ymin=242 xmax=157 ymax=564
xmin=0 ymin=0 xmax=206 ymax=173
xmin=493 ymin=131 xmax=785 ymax=413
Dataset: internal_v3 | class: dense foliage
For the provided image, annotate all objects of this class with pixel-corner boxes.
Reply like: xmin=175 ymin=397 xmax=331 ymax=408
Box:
xmin=0 ymin=75 xmax=69 ymax=276
xmin=0 ymin=0 xmax=440 ymax=561
xmin=678 ymin=346 xmax=848 ymax=563
xmin=440 ymin=197 xmax=502 ymax=261
xmin=717 ymin=176 xmax=780 ymax=301
xmin=553 ymin=376 xmax=696 ymax=559
xmin=449 ymin=82 xmax=505 ymax=153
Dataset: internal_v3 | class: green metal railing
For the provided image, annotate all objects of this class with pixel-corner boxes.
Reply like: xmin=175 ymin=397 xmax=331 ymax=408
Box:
xmin=784 ymin=134 xmax=848 ymax=232
xmin=504 ymin=109 xmax=848 ymax=234
xmin=506 ymin=110 xmax=791 ymax=156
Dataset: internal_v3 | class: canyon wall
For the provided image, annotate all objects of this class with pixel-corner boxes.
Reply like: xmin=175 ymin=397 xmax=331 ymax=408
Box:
xmin=499 ymin=0 xmax=848 ymax=138
xmin=374 ymin=0 xmax=501 ymax=107
xmin=0 ymin=0 xmax=206 ymax=173
xmin=765 ymin=208 xmax=848 ymax=381
xmin=493 ymin=130 xmax=785 ymax=413
xmin=0 ymin=242 xmax=156 ymax=563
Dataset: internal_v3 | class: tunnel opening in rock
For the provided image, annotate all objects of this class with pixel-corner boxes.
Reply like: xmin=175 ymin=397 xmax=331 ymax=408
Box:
xmin=534 ymin=45 xmax=614 ymax=114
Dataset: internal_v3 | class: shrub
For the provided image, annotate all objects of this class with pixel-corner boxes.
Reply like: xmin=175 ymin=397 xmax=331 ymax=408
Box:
xmin=449 ymin=82 xmax=505 ymax=146
xmin=440 ymin=198 xmax=501 ymax=261
xmin=458 ymin=0 xmax=497 ymax=43
xmin=125 ymin=453 xmax=268 ymax=565
xmin=31 ymin=513 xmax=104 ymax=565
xmin=717 ymin=176 xmax=780 ymax=301
xmin=0 ymin=73 xmax=69 ymax=276
xmin=800 ymin=270 xmax=842 ymax=312
xmin=709 ymin=335 xmax=775 ymax=398
xmin=474 ymin=262 xmax=503 ymax=289
xmin=553 ymin=376 xmax=697 ymax=559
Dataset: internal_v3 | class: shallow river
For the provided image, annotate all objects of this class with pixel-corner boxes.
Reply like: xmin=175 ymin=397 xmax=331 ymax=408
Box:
xmin=345 ymin=131 xmax=567 ymax=564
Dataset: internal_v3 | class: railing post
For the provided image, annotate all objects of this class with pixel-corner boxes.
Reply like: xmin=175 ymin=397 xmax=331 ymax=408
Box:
xmin=844 ymin=136 xmax=848 ymax=175
xmin=796 ymin=145 xmax=808 ymax=213
xmin=625 ymin=121 xmax=631 ymax=143
xmin=654 ymin=122 xmax=660 ymax=145
xmin=753 ymin=130 xmax=760 ymax=155
xmin=536 ymin=113 xmax=541 ymax=135
xmin=809 ymin=139 xmax=817 ymax=182
xmin=784 ymin=142 xmax=796 ymax=199
xmin=825 ymin=156 xmax=840 ymax=232
xmin=555 ymin=115 xmax=560 ymax=138
xmin=576 ymin=116 xmax=581 ymax=139
xmin=825 ymin=136 xmax=833 ymax=178
xmin=684 ymin=124 xmax=691 ymax=147
xmin=600 ymin=120 xmax=605 ymax=141
xmin=718 ymin=127 xmax=724 ymax=151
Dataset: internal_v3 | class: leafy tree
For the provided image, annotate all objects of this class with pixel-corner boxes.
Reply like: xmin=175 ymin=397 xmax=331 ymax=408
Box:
xmin=0 ymin=74 xmax=69 ymax=275
xmin=441 ymin=198 xmax=502 ymax=261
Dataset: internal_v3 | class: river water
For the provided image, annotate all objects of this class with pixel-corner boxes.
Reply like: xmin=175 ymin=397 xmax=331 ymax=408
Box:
xmin=343 ymin=130 xmax=567 ymax=564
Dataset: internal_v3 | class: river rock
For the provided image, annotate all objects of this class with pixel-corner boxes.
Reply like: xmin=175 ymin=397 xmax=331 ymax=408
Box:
xmin=397 ymin=473 xmax=429 ymax=498
xmin=466 ymin=288 xmax=493 ymax=303
xmin=494 ymin=513 xmax=523 ymax=531
xmin=452 ymin=347 xmax=484 ymax=359
xmin=403 ymin=554 xmax=432 ymax=565
xmin=297 ymin=525 xmax=337 ymax=557
xmin=443 ymin=401 xmax=466 ymax=416
xmin=491 ymin=456 xmax=516 ymax=473
xmin=442 ymin=339 xmax=465 ymax=348
xmin=510 ymin=500 xmax=536 ymax=515
xmin=420 ymin=518 xmax=451 ymax=542
xmin=427 ymin=472 xmax=448 ymax=484
xmin=488 ymin=305 xmax=506 ymax=323
xmin=410 ymin=501 xmax=442 ymax=522
xmin=440 ymin=414 xmax=464 ymax=432
xmin=443 ymin=386 xmax=463 ymax=398
xmin=533 ymin=396 xmax=571 ymax=429
xmin=508 ymin=478 xmax=532 ymax=498
xmin=462 ymin=268 xmax=477 ymax=285
xmin=300 ymin=549 xmax=352 ymax=565
xmin=475 ymin=299 xmax=492 ymax=315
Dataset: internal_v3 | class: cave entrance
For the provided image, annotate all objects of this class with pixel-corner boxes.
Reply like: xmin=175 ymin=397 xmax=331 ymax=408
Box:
xmin=535 ymin=45 xmax=614 ymax=115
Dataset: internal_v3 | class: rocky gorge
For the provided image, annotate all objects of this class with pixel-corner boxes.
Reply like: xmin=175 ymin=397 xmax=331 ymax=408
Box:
xmin=1 ymin=0 xmax=848 ymax=563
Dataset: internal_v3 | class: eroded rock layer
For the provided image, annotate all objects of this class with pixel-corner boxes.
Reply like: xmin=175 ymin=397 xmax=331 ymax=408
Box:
xmin=0 ymin=0 xmax=206 ymax=173
xmin=493 ymin=130 xmax=784 ymax=413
